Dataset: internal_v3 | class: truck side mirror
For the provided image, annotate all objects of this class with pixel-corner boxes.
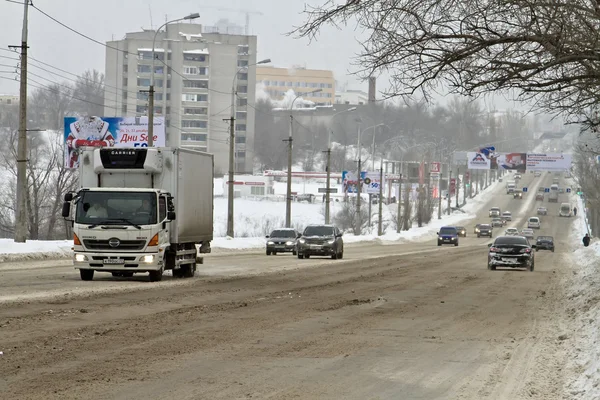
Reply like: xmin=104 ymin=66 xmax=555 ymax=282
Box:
xmin=167 ymin=211 xmax=176 ymax=221
xmin=61 ymin=202 xmax=71 ymax=218
xmin=64 ymin=193 xmax=73 ymax=202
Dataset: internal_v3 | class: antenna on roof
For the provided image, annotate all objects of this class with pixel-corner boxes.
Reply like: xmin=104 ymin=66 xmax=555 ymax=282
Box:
xmin=148 ymin=5 xmax=154 ymax=30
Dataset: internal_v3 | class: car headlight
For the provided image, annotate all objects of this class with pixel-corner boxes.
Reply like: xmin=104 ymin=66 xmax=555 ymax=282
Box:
xmin=451 ymin=237 xmax=456 ymax=240
xmin=75 ymin=254 xmax=87 ymax=262
xmin=286 ymin=241 xmax=294 ymax=246
xmin=327 ymin=239 xmax=335 ymax=244
xmin=142 ymin=255 xmax=155 ymax=263
xmin=267 ymin=241 xmax=274 ymax=245
xmin=298 ymin=238 xmax=306 ymax=244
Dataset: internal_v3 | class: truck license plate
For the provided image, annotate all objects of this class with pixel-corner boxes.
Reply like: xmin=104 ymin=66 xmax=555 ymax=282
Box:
xmin=103 ymin=258 xmax=125 ymax=265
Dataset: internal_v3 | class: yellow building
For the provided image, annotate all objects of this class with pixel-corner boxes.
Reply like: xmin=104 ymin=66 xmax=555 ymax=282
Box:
xmin=256 ymin=66 xmax=335 ymax=105
xmin=0 ymin=94 xmax=18 ymax=106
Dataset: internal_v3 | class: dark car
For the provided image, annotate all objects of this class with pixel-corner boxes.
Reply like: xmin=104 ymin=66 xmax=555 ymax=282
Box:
xmin=477 ymin=224 xmax=493 ymax=238
xmin=296 ymin=225 xmax=343 ymax=259
xmin=474 ymin=224 xmax=481 ymax=234
xmin=437 ymin=226 xmax=459 ymax=246
xmin=455 ymin=226 xmax=467 ymax=237
xmin=535 ymin=236 xmax=555 ymax=252
xmin=513 ymin=192 xmax=523 ymax=199
xmin=266 ymin=228 xmax=300 ymax=256
xmin=488 ymin=236 xmax=535 ymax=271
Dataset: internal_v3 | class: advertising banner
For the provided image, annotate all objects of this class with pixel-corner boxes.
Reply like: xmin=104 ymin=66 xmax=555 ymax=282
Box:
xmin=342 ymin=171 xmax=382 ymax=194
xmin=526 ymin=153 xmax=572 ymax=171
xmin=430 ymin=162 xmax=441 ymax=173
xmin=467 ymin=152 xmax=491 ymax=169
xmin=491 ymin=152 xmax=527 ymax=171
xmin=64 ymin=116 xmax=166 ymax=168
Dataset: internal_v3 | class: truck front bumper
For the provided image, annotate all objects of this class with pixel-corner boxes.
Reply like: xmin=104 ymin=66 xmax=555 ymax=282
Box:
xmin=73 ymin=251 xmax=163 ymax=272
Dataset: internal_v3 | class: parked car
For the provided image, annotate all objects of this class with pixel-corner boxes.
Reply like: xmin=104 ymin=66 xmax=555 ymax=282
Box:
xmin=537 ymin=207 xmax=548 ymax=215
xmin=502 ymin=211 xmax=512 ymax=221
xmin=521 ymin=228 xmax=535 ymax=239
xmin=455 ymin=226 xmax=467 ymax=237
xmin=266 ymin=228 xmax=300 ymax=256
xmin=535 ymin=236 xmax=555 ymax=252
xmin=488 ymin=236 xmax=535 ymax=271
xmin=477 ymin=224 xmax=493 ymax=238
xmin=437 ymin=226 xmax=459 ymax=246
xmin=296 ymin=225 xmax=344 ymax=259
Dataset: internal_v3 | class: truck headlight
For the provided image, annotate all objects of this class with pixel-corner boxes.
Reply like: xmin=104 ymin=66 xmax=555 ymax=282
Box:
xmin=142 ymin=255 xmax=155 ymax=263
xmin=75 ymin=254 xmax=87 ymax=262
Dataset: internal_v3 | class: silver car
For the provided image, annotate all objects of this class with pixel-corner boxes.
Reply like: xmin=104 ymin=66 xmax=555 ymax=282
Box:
xmin=520 ymin=228 xmax=535 ymax=239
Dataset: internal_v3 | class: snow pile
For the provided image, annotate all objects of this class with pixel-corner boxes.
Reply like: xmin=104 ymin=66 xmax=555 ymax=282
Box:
xmin=0 ymin=239 xmax=73 ymax=262
xmin=564 ymin=194 xmax=600 ymax=399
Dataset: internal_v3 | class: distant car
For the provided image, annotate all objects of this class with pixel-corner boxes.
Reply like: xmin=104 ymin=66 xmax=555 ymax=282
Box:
xmin=535 ymin=236 xmax=555 ymax=252
xmin=521 ymin=228 xmax=535 ymax=239
xmin=491 ymin=218 xmax=504 ymax=228
xmin=513 ymin=192 xmax=523 ymax=199
xmin=488 ymin=236 xmax=535 ymax=271
xmin=296 ymin=225 xmax=344 ymax=259
xmin=266 ymin=228 xmax=300 ymax=256
xmin=534 ymin=171 xmax=541 ymax=177
xmin=537 ymin=207 xmax=548 ymax=215
xmin=477 ymin=224 xmax=493 ymax=238
xmin=489 ymin=207 xmax=501 ymax=217
xmin=502 ymin=211 xmax=512 ymax=221
xmin=515 ymin=174 xmax=522 ymax=180
xmin=455 ymin=226 xmax=467 ymax=237
xmin=536 ymin=193 xmax=544 ymax=201
xmin=474 ymin=224 xmax=482 ymax=234
xmin=527 ymin=217 xmax=541 ymax=229
xmin=437 ymin=226 xmax=459 ymax=246
xmin=504 ymin=228 xmax=519 ymax=236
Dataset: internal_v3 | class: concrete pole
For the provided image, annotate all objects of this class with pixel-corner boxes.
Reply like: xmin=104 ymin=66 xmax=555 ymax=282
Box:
xmin=285 ymin=114 xmax=293 ymax=227
xmin=355 ymin=125 xmax=362 ymax=235
xmin=378 ymin=161 xmax=384 ymax=235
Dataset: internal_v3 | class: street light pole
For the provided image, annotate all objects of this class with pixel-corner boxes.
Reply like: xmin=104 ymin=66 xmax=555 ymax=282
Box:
xmin=226 ymin=58 xmax=271 ymax=238
xmin=378 ymin=158 xmax=384 ymax=235
xmin=325 ymin=107 xmax=356 ymax=224
xmin=147 ymin=13 xmax=200 ymax=148
xmin=286 ymin=88 xmax=322 ymax=227
xmin=355 ymin=124 xmax=362 ymax=235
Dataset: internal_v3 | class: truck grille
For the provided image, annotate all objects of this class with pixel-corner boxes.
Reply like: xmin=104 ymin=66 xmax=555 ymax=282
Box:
xmin=83 ymin=239 xmax=146 ymax=251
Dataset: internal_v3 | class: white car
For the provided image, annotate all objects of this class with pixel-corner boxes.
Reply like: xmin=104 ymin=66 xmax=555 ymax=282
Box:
xmin=521 ymin=228 xmax=535 ymax=239
xmin=502 ymin=211 xmax=512 ymax=221
xmin=505 ymin=228 xmax=519 ymax=236
xmin=527 ymin=217 xmax=541 ymax=229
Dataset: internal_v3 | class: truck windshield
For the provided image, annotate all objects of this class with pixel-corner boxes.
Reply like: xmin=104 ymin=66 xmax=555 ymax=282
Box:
xmin=75 ymin=191 xmax=157 ymax=226
xmin=561 ymin=205 xmax=570 ymax=212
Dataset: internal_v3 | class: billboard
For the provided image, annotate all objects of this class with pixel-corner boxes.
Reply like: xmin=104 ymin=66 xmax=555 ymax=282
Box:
xmin=491 ymin=152 xmax=527 ymax=171
xmin=467 ymin=152 xmax=491 ymax=169
xmin=342 ymin=171 xmax=382 ymax=194
xmin=526 ymin=153 xmax=572 ymax=171
xmin=64 ymin=116 xmax=166 ymax=168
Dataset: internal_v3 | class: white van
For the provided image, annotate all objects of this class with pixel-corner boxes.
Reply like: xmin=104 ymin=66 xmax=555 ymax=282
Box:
xmin=550 ymin=184 xmax=559 ymax=192
xmin=506 ymin=183 xmax=516 ymax=194
xmin=560 ymin=203 xmax=572 ymax=217
xmin=527 ymin=217 xmax=541 ymax=229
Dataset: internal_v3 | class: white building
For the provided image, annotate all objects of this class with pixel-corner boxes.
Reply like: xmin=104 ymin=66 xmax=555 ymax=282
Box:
xmin=335 ymin=89 xmax=368 ymax=105
xmin=223 ymin=175 xmax=274 ymax=197
xmin=104 ymin=22 xmax=258 ymax=174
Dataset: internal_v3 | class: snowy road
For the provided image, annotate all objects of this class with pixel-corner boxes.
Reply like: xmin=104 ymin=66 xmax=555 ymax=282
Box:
xmin=0 ymin=173 xmax=579 ymax=399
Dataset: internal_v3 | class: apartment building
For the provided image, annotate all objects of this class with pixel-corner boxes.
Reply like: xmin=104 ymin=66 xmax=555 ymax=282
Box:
xmin=256 ymin=66 xmax=335 ymax=105
xmin=104 ymin=22 xmax=258 ymax=174
xmin=0 ymin=94 xmax=18 ymax=106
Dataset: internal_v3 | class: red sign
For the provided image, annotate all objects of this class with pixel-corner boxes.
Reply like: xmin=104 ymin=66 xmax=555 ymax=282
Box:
xmin=430 ymin=162 xmax=441 ymax=173
xmin=450 ymin=178 xmax=456 ymax=195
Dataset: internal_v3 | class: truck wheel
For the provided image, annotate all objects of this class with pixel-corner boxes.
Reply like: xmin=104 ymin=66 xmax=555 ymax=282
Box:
xmin=181 ymin=263 xmax=195 ymax=278
xmin=149 ymin=267 xmax=163 ymax=282
xmin=172 ymin=268 xmax=184 ymax=278
xmin=80 ymin=269 xmax=94 ymax=281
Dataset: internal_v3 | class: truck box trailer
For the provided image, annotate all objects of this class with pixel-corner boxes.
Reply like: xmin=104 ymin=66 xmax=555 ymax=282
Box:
xmin=62 ymin=147 xmax=213 ymax=282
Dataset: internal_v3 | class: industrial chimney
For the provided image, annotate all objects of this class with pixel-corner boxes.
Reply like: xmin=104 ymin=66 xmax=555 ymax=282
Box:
xmin=368 ymin=76 xmax=376 ymax=103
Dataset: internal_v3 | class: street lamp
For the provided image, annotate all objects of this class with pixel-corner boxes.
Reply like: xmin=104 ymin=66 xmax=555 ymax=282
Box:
xmin=368 ymin=123 xmax=389 ymax=170
xmin=147 ymin=12 xmax=200 ymax=147
xmin=325 ymin=107 xmax=357 ymax=224
xmin=285 ymin=88 xmax=323 ymax=227
xmin=226 ymin=57 xmax=271 ymax=238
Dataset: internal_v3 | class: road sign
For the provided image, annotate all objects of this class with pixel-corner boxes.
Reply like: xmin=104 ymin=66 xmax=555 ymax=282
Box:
xmin=566 ymin=188 xmax=572 ymax=193
xmin=544 ymin=188 xmax=550 ymax=193
xmin=318 ymin=188 xmax=338 ymax=193
xmin=430 ymin=162 xmax=441 ymax=173
xmin=522 ymin=187 xmax=528 ymax=192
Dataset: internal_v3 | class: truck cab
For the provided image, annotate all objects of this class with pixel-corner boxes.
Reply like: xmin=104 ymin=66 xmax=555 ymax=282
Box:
xmin=62 ymin=147 xmax=213 ymax=282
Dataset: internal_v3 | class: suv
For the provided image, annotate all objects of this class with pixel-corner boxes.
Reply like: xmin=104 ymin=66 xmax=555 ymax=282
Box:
xmin=489 ymin=207 xmax=501 ymax=217
xmin=502 ymin=211 xmax=512 ymax=221
xmin=527 ymin=217 xmax=541 ymax=229
xmin=296 ymin=225 xmax=344 ymax=259
xmin=535 ymin=236 xmax=555 ymax=252
xmin=437 ymin=226 xmax=459 ymax=246
xmin=488 ymin=236 xmax=535 ymax=271
xmin=266 ymin=228 xmax=300 ymax=256
xmin=477 ymin=224 xmax=493 ymax=238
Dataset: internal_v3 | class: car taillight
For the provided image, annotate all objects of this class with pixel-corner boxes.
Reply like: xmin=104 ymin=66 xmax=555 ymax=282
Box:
xmin=490 ymin=247 xmax=499 ymax=252
xmin=520 ymin=248 xmax=532 ymax=253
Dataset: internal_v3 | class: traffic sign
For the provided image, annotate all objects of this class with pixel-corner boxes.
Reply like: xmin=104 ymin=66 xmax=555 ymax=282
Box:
xmin=318 ymin=188 xmax=338 ymax=193
xmin=522 ymin=187 xmax=528 ymax=192
xmin=544 ymin=188 xmax=550 ymax=193
xmin=566 ymin=188 xmax=572 ymax=193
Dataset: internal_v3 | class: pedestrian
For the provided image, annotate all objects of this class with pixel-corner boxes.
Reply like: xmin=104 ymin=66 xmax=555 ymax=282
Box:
xmin=573 ymin=206 xmax=578 ymax=216
xmin=583 ymin=233 xmax=591 ymax=247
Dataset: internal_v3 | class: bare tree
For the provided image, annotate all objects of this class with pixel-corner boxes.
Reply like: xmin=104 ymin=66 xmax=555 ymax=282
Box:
xmin=293 ymin=0 xmax=600 ymax=126
xmin=73 ymin=69 xmax=105 ymax=116
xmin=29 ymin=84 xmax=73 ymax=131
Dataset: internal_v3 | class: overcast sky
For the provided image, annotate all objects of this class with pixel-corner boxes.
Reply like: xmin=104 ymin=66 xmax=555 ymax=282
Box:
xmin=0 ymin=0 xmax=520 ymax=111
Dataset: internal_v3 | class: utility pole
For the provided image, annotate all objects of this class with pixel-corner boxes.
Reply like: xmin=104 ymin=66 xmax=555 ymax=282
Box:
xmin=355 ymin=125 xmax=362 ymax=235
xmin=225 ymin=115 xmax=235 ymax=237
xmin=324 ymin=146 xmax=332 ymax=224
xmin=285 ymin=115 xmax=293 ymax=228
xmin=378 ymin=161 xmax=384 ymax=235
xmin=11 ymin=0 xmax=29 ymax=243
xmin=396 ymin=162 xmax=402 ymax=233
xmin=463 ymin=163 xmax=467 ymax=206
xmin=437 ymin=163 xmax=442 ymax=219
xmin=447 ymin=168 xmax=452 ymax=215
xmin=455 ymin=166 xmax=459 ymax=207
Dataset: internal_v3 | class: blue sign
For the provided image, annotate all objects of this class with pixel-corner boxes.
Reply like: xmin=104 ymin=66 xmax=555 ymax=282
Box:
xmin=544 ymin=188 xmax=550 ymax=193
xmin=567 ymin=188 xmax=572 ymax=193
xmin=522 ymin=187 xmax=528 ymax=192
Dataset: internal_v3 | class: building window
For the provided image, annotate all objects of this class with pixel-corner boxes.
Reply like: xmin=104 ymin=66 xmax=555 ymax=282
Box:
xmin=238 ymin=45 xmax=249 ymax=55
xmin=122 ymin=90 xmax=127 ymax=100
xmin=154 ymin=66 xmax=164 ymax=74
xmin=237 ymin=59 xmax=249 ymax=67
xmin=328 ymin=83 xmax=333 ymax=88
xmin=235 ymin=135 xmax=246 ymax=144
xmin=287 ymin=82 xmax=293 ymax=87
xmin=183 ymin=53 xmax=207 ymax=62
xmin=236 ymin=111 xmax=247 ymax=120
xmin=136 ymin=105 xmax=147 ymax=113
xmin=137 ymin=92 xmax=148 ymax=101
xmin=236 ymin=150 xmax=246 ymax=158
xmin=123 ymin=64 xmax=128 ymax=73
xmin=278 ymin=81 xmax=285 ymax=86
xmin=237 ymin=72 xmax=248 ymax=81
xmin=137 ymin=65 xmax=151 ymax=73
xmin=183 ymin=66 xmax=198 ymax=75
xmin=237 ymin=98 xmax=247 ymax=107
xmin=122 ymin=77 xmax=128 ymax=87
xmin=154 ymin=93 xmax=163 ymax=101
xmin=236 ymin=85 xmax=247 ymax=94
xmin=182 ymin=94 xmax=208 ymax=102
xmin=184 ymin=107 xmax=208 ymax=115
xmin=235 ymin=124 xmax=246 ymax=131
xmin=138 ymin=51 xmax=164 ymax=61
xmin=182 ymin=120 xmax=208 ymax=129
xmin=250 ymin=186 xmax=265 ymax=196
xmin=137 ymin=78 xmax=150 ymax=87
xmin=183 ymin=80 xmax=209 ymax=89
xmin=121 ymin=105 xmax=127 ymax=113
xmin=181 ymin=133 xmax=207 ymax=141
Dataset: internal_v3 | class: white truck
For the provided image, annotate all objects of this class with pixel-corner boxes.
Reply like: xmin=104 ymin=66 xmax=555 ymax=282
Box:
xmin=506 ymin=181 xmax=516 ymax=194
xmin=62 ymin=147 xmax=213 ymax=282
xmin=559 ymin=202 xmax=572 ymax=217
